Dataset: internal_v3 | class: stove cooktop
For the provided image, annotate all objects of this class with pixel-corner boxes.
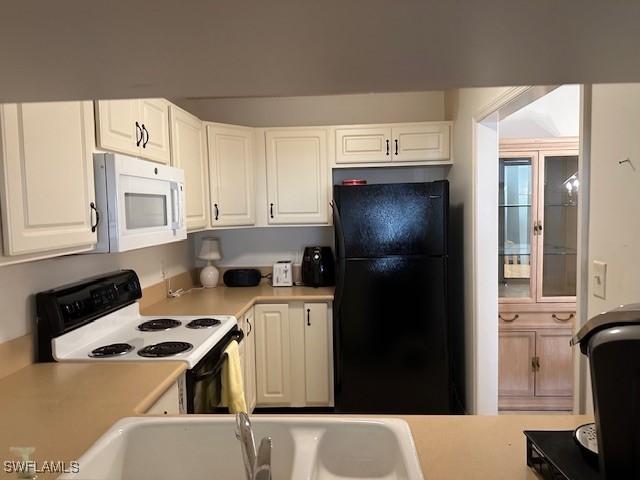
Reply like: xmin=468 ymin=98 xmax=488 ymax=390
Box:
xmin=52 ymin=303 xmax=237 ymax=368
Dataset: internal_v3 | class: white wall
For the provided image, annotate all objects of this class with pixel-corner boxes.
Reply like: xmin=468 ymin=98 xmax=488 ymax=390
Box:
xmin=445 ymin=87 xmax=512 ymax=414
xmin=588 ymin=84 xmax=640 ymax=317
xmin=500 ymin=85 xmax=580 ymax=139
xmin=176 ymin=91 xmax=445 ymax=126
xmin=193 ymin=227 xmax=333 ymax=268
xmin=0 ymin=240 xmax=193 ymax=343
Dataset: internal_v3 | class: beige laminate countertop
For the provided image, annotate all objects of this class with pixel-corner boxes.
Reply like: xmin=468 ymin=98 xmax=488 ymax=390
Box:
xmin=0 ymin=362 xmax=186 ymax=479
xmin=0 ymin=363 xmax=590 ymax=480
xmin=141 ymin=284 xmax=335 ymax=318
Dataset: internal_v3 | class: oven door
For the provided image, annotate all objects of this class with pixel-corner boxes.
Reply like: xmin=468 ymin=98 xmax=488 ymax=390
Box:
xmin=104 ymin=154 xmax=186 ymax=252
xmin=187 ymin=328 xmax=244 ymax=414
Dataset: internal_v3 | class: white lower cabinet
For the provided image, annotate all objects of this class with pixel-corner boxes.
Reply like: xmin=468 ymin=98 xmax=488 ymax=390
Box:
xmin=0 ymin=101 xmax=97 ymax=256
xmin=240 ymin=307 xmax=257 ymax=413
xmin=145 ymin=374 xmax=186 ymax=415
xmin=254 ymin=302 xmax=333 ymax=408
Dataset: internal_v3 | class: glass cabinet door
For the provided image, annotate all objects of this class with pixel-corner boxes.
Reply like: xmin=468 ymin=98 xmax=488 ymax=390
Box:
xmin=538 ymin=152 xmax=578 ymax=300
xmin=499 ymin=154 xmax=537 ymax=302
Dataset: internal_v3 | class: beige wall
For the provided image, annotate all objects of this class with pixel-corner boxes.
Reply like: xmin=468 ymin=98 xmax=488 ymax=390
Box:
xmin=176 ymin=91 xmax=445 ymax=127
xmin=588 ymin=84 xmax=640 ymax=317
xmin=445 ymin=87 xmax=513 ymax=413
xmin=0 ymin=240 xmax=193 ymax=343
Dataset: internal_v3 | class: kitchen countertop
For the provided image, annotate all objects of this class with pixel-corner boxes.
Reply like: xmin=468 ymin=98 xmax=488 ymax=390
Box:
xmin=141 ymin=283 xmax=335 ymax=318
xmin=0 ymin=362 xmax=186 ymax=479
xmin=0 ymin=362 xmax=591 ymax=480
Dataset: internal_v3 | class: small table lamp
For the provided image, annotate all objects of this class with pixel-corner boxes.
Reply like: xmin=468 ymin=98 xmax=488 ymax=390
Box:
xmin=199 ymin=237 xmax=222 ymax=288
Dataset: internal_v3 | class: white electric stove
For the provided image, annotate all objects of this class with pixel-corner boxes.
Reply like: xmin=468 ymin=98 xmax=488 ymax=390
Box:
xmin=52 ymin=302 xmax=237 ymax=369
xmin=36 ymin=270 xmax=242 ymax=413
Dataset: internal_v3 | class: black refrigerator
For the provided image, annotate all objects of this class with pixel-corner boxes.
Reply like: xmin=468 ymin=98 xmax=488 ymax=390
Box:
xmin=332 ymin=181 xmax=453 ymax=413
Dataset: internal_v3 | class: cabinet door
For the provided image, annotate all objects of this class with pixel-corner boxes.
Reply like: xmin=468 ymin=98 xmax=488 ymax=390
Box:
xmin=392 ymin=123 xmax=450 ymax=162
xmin=0 ymin=102 xmax=97 ymax=255
xmin=207 ymin=124 xmax=255 ymax=227
xmin=265 ymin=129 xmax=328 ymax=224
xmin=139 ymin=99 xmax=171 ymax=164
xmin=536 ymin=151 xmax=579 ymax=302
xmin=254 ymin=304 xmax=291 ymax=405
xmin=535 ymin=329 xmax=574 ymax=397
xmin=244 ymin=308 xmax=257 ymax=413
xmin=303 ymin=303 xmax=332 ymax=405
xmin=335 ymin=127 xmax=391 ymax=164
xmin=95 ymin=99 xmax=141 ymax=157
xmin=498 ymin=330 xmax=536 ymax=397
xmin=170 ymin=106 xmax=209 ymax=231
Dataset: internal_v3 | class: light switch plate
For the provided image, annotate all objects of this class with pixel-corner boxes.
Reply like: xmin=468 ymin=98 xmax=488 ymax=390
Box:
xmin=593 ymin=261 xmax=607 ymax=299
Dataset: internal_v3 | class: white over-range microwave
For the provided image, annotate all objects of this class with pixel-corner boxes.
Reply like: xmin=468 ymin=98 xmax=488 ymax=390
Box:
xmin=91 ymin=153 xmax=186 ymax=252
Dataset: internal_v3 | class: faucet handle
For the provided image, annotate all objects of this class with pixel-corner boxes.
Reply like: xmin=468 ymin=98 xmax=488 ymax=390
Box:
xmin=253 ymin=437 xmax=272 ymax=480
xmin=236 ymin=413 xmax=257 ymax=480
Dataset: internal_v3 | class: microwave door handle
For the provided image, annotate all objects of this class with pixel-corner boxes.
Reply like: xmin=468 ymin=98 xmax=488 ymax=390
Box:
xmin=170 ymin=182 xmax=183 ymax=230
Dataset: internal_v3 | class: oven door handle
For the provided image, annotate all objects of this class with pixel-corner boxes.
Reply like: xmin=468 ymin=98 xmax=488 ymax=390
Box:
xmin=191 ymin=330 xmax=244 ymax=381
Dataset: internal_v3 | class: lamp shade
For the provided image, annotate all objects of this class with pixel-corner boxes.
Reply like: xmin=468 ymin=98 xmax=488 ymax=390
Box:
xmin=199 ymin=237 xmax=222 ymax=261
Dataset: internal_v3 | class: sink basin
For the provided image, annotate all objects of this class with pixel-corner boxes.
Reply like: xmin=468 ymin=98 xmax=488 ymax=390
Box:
xmin=60 ymin=416 xmax=424 ymax=480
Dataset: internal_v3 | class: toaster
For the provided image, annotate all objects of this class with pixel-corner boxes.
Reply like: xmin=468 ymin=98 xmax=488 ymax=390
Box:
xmin=272 ymin=261 xmax=293 ymax=287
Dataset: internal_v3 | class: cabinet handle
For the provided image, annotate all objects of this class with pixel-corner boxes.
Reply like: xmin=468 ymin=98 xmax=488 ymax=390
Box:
xmin=142 ymin=124 xmax=150 ymax=148
xmin=90 ymin=202 xmax=100 ymax=232
xmin=247 ymin=317 xmax=252 ymax=335
xmin=214 ymin=203 xmax=219 ymax=221
xmin=135 ymin=122 xmax=142 ymax=146
xmin=499 ymin=314 xmax=519 ymax=323
xmin=270 ymin=203 xmax=274 ymax=219
xmin=552 ymin=313 xmax=574 ymax=322
xmin=307 ymin=308 xmax=311 ymax=326
xmin=531 ymin=356 xmax=540 ymax=372
xmin=394 ymin=138 xmax=399 ymax=155
xmin=386 ymin=139 xmax=390 ymax=156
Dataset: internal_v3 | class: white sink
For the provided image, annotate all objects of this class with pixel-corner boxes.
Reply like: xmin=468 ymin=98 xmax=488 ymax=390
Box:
xmin=60 ymin=416 xmax=424 ymax=480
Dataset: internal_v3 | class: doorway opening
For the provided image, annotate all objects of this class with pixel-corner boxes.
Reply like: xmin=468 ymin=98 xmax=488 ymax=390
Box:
xmin=473 ymin=85 xmax=588 ymax=414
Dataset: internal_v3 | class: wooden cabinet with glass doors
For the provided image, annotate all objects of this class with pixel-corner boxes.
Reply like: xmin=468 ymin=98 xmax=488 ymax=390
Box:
xmin=498 ymin=138 xmax=578 ymax=411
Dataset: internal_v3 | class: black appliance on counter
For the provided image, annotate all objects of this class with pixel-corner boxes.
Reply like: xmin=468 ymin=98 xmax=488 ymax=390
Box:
xmin=223 ymin=268 xmax=262 ymax=287
xmin=301 ymin=246 xmax=335 ymax=287
xmin=332 ymin=181 xmax=453 ymax=413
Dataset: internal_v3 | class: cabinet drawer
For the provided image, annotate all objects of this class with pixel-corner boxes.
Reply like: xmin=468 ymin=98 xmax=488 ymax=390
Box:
xmin=335 ymin=127 xmax=391 ymax=164
xmin=498 ymin=311 xmax=575 ymax=328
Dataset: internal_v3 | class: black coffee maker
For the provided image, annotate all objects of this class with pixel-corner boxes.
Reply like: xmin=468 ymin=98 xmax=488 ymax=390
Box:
xmin=301 ymin=246 xmax=335 ymax=287
xmin=571 ymin=304 xmax=640 ymax=478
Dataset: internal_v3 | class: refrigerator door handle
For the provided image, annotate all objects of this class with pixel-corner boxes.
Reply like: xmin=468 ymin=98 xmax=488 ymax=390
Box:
xmin=331 ymin=199 xmax=346 ymax=395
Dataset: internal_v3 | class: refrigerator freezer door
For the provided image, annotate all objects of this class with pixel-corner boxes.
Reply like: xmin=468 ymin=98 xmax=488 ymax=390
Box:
xmin=333 ymin=181 xmax=448 ymax=258
xmin=333 ymin=255 xmax=452 ymax=413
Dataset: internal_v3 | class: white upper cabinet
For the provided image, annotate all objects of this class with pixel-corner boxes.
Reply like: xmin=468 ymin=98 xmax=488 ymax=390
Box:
xmin=139 ymin=99 xmax=171 ymax=164
xmin=169 ymin=106 xmax=209 ymax=231
xmin=95 ymin=98 xmax=171 ymax=164
xmin=333 ymin=122 xmax=452 ymax=166
xmin=265 ymin=128 xmax=329 ymax=225
xmin=392 ymin=123 xmax=451 ymax=162
xmin=0 ymin=101 xmax=97 ymax=255
xmin=207 ymin=123 xmax=255 ymax=227
xmin=335 ymin=126 xmax=392 ymax=164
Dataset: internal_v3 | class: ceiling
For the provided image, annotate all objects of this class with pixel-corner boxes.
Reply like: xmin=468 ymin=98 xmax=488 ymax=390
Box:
xmin=1 ymin=1 xmax=640 ymax=103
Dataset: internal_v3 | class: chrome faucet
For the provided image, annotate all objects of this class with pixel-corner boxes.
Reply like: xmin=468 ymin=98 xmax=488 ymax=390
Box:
xmin=235 ymin=412 xmax=272 ymax=480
